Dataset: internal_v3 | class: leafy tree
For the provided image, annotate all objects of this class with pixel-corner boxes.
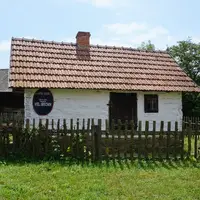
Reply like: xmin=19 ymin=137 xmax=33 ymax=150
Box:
xmin=138 ymin=40 xmax=155 ymax=51
xmin=168 ymin=39 xmax=200 ymax=116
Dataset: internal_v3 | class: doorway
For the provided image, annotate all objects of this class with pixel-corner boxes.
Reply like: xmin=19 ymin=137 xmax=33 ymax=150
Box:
xmin=109 ymin=92 xmax=137 ymax=128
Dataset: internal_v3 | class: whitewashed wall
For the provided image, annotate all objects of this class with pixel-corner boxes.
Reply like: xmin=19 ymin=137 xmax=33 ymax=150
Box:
xmin=24 ymin=89 xmax=109 ymax=129
xmin=137 ymin=91 xmax=182 ymax=131
xmin=25 ymin=89 xmax=182 ymax=131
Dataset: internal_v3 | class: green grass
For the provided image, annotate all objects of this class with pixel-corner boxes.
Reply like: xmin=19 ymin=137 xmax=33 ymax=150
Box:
xmin=0 ymin=160 xmax=200 ymax=200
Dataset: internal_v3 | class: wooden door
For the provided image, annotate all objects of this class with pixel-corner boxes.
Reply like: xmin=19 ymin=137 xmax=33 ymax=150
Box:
xmin=109 ymin=92 xmax=137 ymax=128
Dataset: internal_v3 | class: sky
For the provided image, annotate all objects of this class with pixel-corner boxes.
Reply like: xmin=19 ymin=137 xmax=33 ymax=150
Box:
xmin=0 ymin=0 xmax=200 ymax=68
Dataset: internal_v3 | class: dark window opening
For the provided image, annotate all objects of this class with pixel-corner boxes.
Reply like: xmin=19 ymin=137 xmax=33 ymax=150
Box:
xmin=144 ymin=94 xmax=158 ymax=113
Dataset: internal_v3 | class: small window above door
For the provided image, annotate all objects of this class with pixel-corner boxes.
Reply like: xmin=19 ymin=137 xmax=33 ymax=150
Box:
xmin=144 ymin=94 xmax=158 ymax=113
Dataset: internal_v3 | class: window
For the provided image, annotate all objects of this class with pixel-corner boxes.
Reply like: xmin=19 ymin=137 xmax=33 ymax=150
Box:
xmin=144 ymin=95 xmax=158 ymax=113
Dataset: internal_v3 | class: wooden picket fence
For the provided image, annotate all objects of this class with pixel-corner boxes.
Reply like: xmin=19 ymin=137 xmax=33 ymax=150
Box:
xmin=0 ymin=118 xmax=200 ymax=161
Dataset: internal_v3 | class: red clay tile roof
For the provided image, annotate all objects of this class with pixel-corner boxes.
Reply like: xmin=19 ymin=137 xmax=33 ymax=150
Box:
xmin=9 ymin=37 xmax=200 ymax=92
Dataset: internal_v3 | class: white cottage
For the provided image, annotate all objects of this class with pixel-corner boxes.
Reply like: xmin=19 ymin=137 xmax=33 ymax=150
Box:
xmin=9 ymin=32 xmax=200 ymax=131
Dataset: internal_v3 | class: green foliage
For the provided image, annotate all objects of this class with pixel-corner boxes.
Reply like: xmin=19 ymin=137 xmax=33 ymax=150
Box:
xmin=168 ymin=39 xmax=200 ymax=84
xmin=138 ymin=40 xmax=155 ymax=51
xmin=168 ymin=39 xmax=200 ymax=116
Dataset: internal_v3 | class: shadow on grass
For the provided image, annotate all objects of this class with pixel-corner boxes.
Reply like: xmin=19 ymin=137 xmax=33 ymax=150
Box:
xmin=0 ymin=156 xmax=200 ymax=170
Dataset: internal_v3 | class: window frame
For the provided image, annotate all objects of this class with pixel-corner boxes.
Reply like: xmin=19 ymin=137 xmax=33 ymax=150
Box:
xmin=144 ymin=94 xmax=159 ymax=113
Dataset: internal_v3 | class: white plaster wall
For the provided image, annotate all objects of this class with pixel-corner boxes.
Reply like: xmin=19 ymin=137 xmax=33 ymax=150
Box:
xmin=25 ymin=89 xmax=182 ymax=131
xmin=137 ymin=91 xmax=182 ymax=131
xmin=24 ymin=89 xmax=109 ymax=130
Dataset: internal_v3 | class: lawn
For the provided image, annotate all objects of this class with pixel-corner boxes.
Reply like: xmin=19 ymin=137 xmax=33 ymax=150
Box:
xmin=0 ymin=160 xmax=200 ymax=200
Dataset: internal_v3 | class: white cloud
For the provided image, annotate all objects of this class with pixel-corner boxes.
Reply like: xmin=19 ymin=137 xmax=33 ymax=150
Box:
xmin=131 ymin=26 xmax=169 ymax=44
xmin=76 ymin=0 xmax=129 ymax=7
xmin=103 ymin=22 xmax=172 ymax=49
xmin=104 ymin=22 xmax=147 ymax=35
xmin=0 ymin=40 xmax=10 ymax=52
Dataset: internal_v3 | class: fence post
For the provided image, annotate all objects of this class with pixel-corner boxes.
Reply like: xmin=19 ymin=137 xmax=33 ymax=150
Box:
xmin=187 ymin=120 xmax=192 ymax=158
xmin=181 ymin=119 xmax=185 ymax=160
xmin=91 ymin=119 xmax=95 ymax=162
xmin=152 ymin=121 xmax=156 ymax=160
xmin=86 ymin=119 xmax=90 ymax=163
xmin=194 ymin=120 xmax=198 ymax=159
xmin=92 ymin=121 xmax=101 ymax=162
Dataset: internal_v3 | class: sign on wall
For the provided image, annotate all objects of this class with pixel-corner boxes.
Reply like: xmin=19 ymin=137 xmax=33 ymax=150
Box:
xmin=32 ymin=88 xmax=54 ymax=115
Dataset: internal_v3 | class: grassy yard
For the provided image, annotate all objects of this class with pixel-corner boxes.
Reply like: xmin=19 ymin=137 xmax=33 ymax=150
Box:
xmin=0 ymin=160 xmax=200 ymax=200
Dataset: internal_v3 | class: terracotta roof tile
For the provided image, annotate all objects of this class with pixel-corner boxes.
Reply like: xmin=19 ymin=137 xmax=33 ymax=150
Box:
xmin=9 ymin=37 xmax=200 ymax=92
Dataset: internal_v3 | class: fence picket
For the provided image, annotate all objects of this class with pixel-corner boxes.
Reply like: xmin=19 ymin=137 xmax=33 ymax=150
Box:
xmin=45 ymin=119 xmax=49 ymax=156
xmin=52 ymin=119 xmax=54 ymax=130
xmin=117 ymin=119 xmax=122 ymax=161
xmin=181 ymin=120 xmax=185 ymax=160
xmin=32 ymin=118 xmax=36 ymax=157
xmin=62 ymin=119 xmax=67 ymax=156
xmin=63 ymin=119 xmax=67 ymax=136
xmin=188 ymin=120 xmax=192 ymax=158
xmin=96 ymin=119 xmax=102 ymax=162
xmin=194 ymin=120 xmax=198 ymax=158
xmin=91 ymin=119 xmax=95 ymax=162
xmin=166 ymin=122 xmax=171 ymax=159
xmin=159 ymin=121 xmax=164 ymax=160
xmin=81 ymin=119 xmax=85 ymax=162
xmin=130 ymin=120 xmax=134 ymax=162
xmin=76 ymin=119 xmax=80 ymax=159
xmin=152 ymin=121 xmax=156 ymax=160
xmin=111 ymin=119 xmax=115 ymax=162
xmin=124 ymin=120 xmax=128 ymax=159
xmin=138 ymin=121 xmax=142 ymax=160
xmin=70 ymin=119 xmax=74 ymax=157
xmin=174 ymin=121 xmax=178 ymax=160
xmin=145 ymin=121 xmax=149 ymax=159
xmin=57 ymin=119 xmax=60 ymax=134
xmin=86 ymin=119 xmax=90 ymax=162
xmin=38 ymin=119 xmax=43 ymax=158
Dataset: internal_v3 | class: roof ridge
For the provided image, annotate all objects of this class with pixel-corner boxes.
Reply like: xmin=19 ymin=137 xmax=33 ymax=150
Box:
xmin=11 ymin=37 xmax=167 ymax=54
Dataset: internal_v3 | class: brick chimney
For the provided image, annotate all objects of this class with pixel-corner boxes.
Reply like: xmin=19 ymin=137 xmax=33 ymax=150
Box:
xmin=76 ymin=31 xmax=91 ymax=49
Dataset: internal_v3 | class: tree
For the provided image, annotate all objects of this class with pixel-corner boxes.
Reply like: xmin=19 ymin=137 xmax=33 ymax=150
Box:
xmin=138 ymin=40 xmax=155 ymax=51
xmin=168 ymin=39 xmax=200 ymax=116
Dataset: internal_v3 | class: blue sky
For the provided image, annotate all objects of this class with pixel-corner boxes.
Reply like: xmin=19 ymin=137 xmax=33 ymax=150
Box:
xmin=0 ymin=0 xmax=200 ymax=68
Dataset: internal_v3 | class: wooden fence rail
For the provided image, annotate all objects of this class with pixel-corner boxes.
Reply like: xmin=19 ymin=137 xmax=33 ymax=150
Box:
xmin=0 ymin=118 xmax=200 ymax=161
